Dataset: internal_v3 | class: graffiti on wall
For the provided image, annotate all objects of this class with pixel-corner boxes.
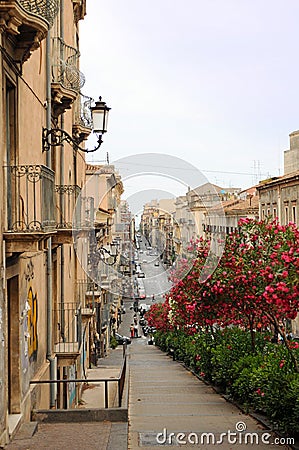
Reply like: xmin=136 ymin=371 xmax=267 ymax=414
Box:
xmin=27 ymin=286 xmax=38 ymax=361
xmin=24 ymin=260 xmax=34 ymax=282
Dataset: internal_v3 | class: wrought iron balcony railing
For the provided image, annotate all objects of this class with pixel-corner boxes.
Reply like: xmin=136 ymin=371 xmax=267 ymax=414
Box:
xmin=51 ymin=37 xmax=85 ymax=93
xmin=55 ymin=185 xmax=81 ymax=229
xmin=4 ymin=164 xmax=55 ymax=232
xmin=54 ymin=302 xmax=82 ymax=354
xmin=19 ymin=0 xmax=59 ymax=28
xmin=0 ymin=1 xmax=58 ymax=62
xmin=74 ymin=94 xmax=93 ymax=129
xmin=77 ymin=279 xmax=101 ymax=309
xmin=54 ymin=188 xmax=95 ymax=231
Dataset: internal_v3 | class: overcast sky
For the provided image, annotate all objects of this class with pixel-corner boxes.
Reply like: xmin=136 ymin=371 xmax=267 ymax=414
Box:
xmin=80 ymin=1 xmax=299 ymax=192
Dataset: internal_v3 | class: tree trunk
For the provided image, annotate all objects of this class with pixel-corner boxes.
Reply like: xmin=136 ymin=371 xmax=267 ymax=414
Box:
xmin=267 ymin=313 xmax=299 ymax=373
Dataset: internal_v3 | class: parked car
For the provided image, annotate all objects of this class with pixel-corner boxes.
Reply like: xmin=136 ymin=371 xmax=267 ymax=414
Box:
xmin=154 ymin=261 xmax=160 ymax=266
xmin=137 ymin=272 xmax=145 ymax=278
xmin=115 ymin=332 xmax=131 ymax=345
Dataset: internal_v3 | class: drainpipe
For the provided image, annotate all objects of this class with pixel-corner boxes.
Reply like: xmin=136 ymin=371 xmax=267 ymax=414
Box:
xmin=46 ymin=31 xmax=56 ymax=408
xmin=59 ymin=0 xmax=65 ymax=342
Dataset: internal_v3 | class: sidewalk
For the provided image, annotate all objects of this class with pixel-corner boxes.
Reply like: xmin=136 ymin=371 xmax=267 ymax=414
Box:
xmin=128 ymin=338 xmax=293 ymax=450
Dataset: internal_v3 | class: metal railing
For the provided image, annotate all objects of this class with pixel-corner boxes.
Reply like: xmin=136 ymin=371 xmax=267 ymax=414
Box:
xmin=76 ymin=279 xmax=101 ymax=308
xmin=73 ymin=196 xmax=94 ymax=230
xmin=30 ymin=355 xmax=127 ymax=409
xmin=74 ymin=93 xmax=93 ymax=129
xmin=19 ymin=0 xmax=59 ymax=28
xmin=4 ymin=164 xmax=55 ymax=232
xmin=55 ymin=184 xmax=81 ymax=229
xmin=54 ymin=302 xmax=82 ymax=354
xmin=51 ymin=37 xmax=85 ymax=93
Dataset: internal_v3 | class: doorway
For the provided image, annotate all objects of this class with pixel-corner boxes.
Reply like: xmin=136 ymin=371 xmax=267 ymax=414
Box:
xmin=7 ymin=276 xmax=20 ymax=413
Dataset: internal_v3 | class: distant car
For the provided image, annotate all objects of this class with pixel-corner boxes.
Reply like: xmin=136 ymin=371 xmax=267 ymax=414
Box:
xmin=154 ymin=261 xmax=160 ymax=266
xmin=115 ymin=332 xmax=131 ymax=345
xmin=139 ymin=249 xmax=143 ymax=254
xmin=138 ymin=272 xmax=145 ymax=278
xmin=142 ymin=259 xmax=147 ymax=264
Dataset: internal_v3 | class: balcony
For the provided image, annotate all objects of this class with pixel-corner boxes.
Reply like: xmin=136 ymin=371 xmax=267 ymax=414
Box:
xmin=51 ymin=37 xmax=85 ymax=118
xmin=72 ymin=0 xmax=86 ymax=22
xmin=4 ymin=164 xmax=56 ymax=253
xmin=77 ymin=279 xmax=101 ymax=309
xmin=54 ymin=302 xmax=82 ymax=363
xmin=53 ymin=189 xmax=96 ymax=245
xmin=0 ymin=0 xmax=58 ymax=62
xmin=52 ymin=185 xmax=80 ymax=245
xmin=72 ymin=94 xmax=93 ymax=143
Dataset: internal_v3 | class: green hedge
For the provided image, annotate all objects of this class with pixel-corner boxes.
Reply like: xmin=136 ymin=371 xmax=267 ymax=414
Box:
xmin=154 ymin=328 xmax=299 ymax=436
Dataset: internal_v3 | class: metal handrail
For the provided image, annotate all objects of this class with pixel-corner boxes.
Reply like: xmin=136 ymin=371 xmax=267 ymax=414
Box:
xmin=30 ymin=355 xmax=127 ymax=409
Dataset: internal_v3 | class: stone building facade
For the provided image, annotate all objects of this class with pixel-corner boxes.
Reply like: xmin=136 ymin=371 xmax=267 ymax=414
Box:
xmin=257 ymin=130 xmax=299 ymax=336
xmin=0 ymin=1 xmax=125 ymax=445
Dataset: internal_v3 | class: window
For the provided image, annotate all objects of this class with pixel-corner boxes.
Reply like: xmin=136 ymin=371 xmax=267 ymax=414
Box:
xmin=285 ymin=206 xmax=289 ymax=224
xmin=292 ymin=205 xmax=296 ymax=224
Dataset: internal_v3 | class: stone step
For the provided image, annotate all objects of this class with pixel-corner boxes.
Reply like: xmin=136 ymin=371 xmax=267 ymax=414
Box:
xmin=13 ymin=422 xmax=38 ymax=441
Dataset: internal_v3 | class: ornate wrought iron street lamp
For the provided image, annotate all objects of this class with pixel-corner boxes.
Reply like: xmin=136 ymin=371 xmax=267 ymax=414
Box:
xmin=42 ymin=96 xmax=111 ymax=153
xmin=99 ymin=243 xmax=118 ymax=266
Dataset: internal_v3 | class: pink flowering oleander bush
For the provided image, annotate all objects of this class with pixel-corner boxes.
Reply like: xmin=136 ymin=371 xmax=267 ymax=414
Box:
xmin=151 ymin=218 xmax=299 ymax=436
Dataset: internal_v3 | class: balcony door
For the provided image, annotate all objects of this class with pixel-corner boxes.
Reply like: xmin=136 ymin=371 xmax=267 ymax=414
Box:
xmin=5 ymin=80 xmax=16 ymax=230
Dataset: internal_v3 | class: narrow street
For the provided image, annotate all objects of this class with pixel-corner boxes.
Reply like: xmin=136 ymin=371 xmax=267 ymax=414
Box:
xmin=123 ymin=243 xmax=293 ymax=450
xmin=3 ymin=240 xmax=296 ymax=450
xmin=135 ymin=238 xmax=172 ymax=305
xmin=4 ymin=274 xmax=294 ymax=450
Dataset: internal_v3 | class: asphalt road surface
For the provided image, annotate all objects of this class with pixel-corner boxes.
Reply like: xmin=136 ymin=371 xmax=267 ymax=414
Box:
xmin=135 ymin=237 xmax=172 ymax=306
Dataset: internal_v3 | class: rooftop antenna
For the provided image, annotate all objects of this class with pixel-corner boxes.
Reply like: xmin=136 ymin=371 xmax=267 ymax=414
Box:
xmin=252 ymin=160 xmax=262 ymax=185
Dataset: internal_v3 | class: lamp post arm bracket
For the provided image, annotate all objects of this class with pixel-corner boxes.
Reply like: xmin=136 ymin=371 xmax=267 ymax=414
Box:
xmin=42 ymin=127 xmax=103 ymax=153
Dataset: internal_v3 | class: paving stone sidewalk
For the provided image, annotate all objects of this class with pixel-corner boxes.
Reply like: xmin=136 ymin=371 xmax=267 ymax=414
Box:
xmin=128 ymin=338 xmax=294 ymax=450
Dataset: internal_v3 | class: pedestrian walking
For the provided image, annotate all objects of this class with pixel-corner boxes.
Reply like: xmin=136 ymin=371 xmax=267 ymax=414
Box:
xmin=130 ymin=324 xmax=135 ymax=338
xmin=134 ymin=324 xmax=138 ymax=338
